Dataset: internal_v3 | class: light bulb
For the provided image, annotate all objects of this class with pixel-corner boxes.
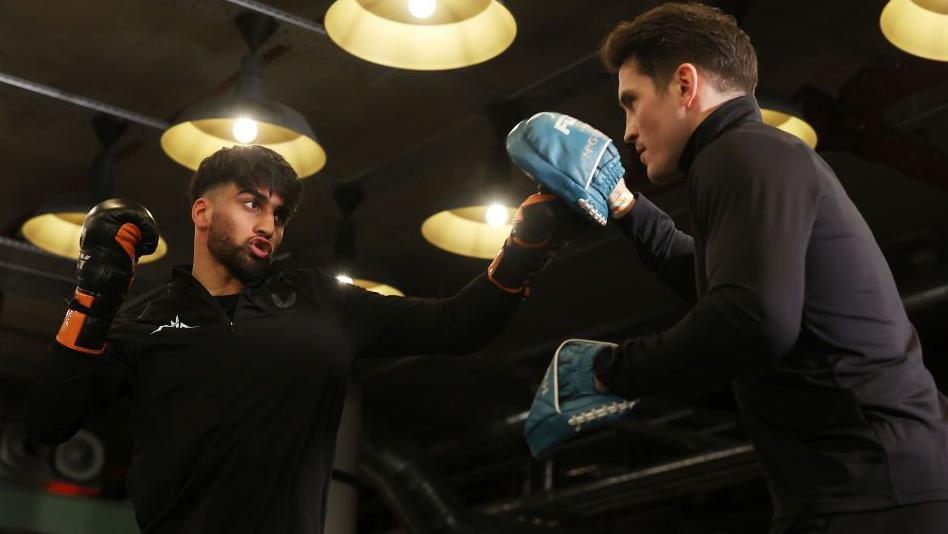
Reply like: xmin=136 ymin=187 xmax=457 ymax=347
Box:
xmin=232 ymin=118 xmax=258 ymax=144
xmin=485 ymin=204 xmax=509 ymax=227
xmin=408 ymin=0 xmax=436 ymax=19
xmin=336 ymin=274 xmax=354 ymax=285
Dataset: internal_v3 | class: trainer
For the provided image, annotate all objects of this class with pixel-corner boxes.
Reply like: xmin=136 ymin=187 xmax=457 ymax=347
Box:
xmin=508 ymin=4 xmax=948 ymax=533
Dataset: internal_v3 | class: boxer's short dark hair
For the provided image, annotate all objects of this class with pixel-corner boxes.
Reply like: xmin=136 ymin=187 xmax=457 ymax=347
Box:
xmin=189 ymin=145 xmax=302 ymax=218
xmin=600 ymin=2 xmax=757 ymax=94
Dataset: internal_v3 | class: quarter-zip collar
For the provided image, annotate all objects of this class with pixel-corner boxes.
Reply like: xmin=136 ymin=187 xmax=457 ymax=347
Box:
xmin=168 ymin=265 xmax=268 ymax=331
xmin=169 ymin=264 xmax=269 ymax=298
xmin=677 ymin=94 xmax=761 ymax=175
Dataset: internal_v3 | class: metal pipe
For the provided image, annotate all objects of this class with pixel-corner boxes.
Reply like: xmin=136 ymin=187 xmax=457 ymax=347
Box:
xmin=0 ymin=261 xmax=73 ymax=286
xmin=221 ymin=0 xmax=327 ymax=35
xmin=0 ymin=72 xmax=169 ymax=130
xmin=482 ymin=444 xmax=760 ymax=516
xmin=902 ymin=283 xmax=948 ymax=312
xmin=0 ymin=3 xmax=323 ymax=132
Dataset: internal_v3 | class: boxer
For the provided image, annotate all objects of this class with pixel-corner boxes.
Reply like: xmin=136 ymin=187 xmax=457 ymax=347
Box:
xmin=27 ymin=144 xmax=572 ymax=534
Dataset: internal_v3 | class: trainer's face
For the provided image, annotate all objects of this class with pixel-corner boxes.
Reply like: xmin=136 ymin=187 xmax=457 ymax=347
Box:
xmin=206 ymin=184 xmax=288 ymax=283
xmin=617 ymin=59 xmax=693 ymax=185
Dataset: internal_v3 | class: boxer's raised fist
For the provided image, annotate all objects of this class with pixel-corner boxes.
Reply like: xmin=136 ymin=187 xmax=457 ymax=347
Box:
xmin=57 ymin=199 xmax=159 ymax=354
xmin=77 ymin=198 xmax=159 ymax=303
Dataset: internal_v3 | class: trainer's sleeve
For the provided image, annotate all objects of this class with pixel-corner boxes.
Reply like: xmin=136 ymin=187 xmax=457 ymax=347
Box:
xmin=612 ymin=194 xmax=697 ymax=303
xmin=595 ymin=140 xmax=824 ymax=399
xmin=324 ymin=273 xmax=523 ymax=358
xmin=25 ymin=323 xmax=131 ymax=444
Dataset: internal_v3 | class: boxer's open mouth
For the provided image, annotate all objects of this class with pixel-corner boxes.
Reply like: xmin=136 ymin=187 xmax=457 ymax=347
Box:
xmin=248 ymin=237 xmax=272 ymax=259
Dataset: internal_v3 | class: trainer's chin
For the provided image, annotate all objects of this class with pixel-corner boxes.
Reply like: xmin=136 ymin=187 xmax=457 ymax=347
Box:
xmin=645 ymin=163 xmax=681 ymax=186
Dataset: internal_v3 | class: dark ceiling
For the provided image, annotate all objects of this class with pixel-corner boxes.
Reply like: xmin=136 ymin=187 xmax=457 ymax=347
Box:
xmin=1 ymin=0 xmax=948 ymax=532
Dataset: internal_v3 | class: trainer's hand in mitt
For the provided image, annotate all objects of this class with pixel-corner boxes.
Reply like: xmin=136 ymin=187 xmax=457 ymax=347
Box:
xmin=506 ymin=112 xmax=625 ymax=226
xmin=524 ymin=339 xmax=638 ymax=458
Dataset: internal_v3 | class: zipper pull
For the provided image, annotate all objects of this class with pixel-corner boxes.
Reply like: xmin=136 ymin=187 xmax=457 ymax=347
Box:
xmin=229 ymin=321 xmax=235 ymax=333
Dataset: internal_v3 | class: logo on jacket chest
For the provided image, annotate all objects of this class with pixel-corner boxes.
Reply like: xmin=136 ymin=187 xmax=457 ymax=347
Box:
xmin=150 ymin=315 xmax=200 ymax=335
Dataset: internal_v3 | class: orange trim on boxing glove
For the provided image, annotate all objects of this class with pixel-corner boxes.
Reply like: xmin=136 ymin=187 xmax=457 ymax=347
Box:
xmin=487 ymin=249 xmax=526 ymax=295
xmin=520 ymin=192 xmax=556 ymax=207
xmin=56 ymin=310 xmax=104 ymax=355
xmin=114 ymin=223 xmax=143 ymax=266
xmin=510 ymin=234 xmax=551 ymax=249
xmin=74 ymin=289 xmax=95 ymax=309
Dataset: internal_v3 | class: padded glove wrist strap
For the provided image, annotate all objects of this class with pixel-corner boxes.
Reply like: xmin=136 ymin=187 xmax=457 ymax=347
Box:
xmin=55 ymin=288 xmax=117 ymax=355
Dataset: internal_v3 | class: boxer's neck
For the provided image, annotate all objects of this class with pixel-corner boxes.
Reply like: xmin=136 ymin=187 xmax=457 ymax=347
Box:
xmin=191 ymin=238 xmax=243 ymax=297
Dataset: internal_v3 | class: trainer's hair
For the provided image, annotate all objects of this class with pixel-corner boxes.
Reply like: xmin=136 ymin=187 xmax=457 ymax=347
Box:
xmin=600 ymin=2 xmax=757 ymax=94
xmin=189 ymin=145 xmax=302 ymax=218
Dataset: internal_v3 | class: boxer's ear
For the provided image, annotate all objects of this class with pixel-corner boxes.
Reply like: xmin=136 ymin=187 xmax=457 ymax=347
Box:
xmin=192 ymin=197 xmax=211 ymax=229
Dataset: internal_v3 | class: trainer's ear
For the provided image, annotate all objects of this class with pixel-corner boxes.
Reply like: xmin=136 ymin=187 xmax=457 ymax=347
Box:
xmin=192 ymin=197 xmax=212 ymax=230
xmin=674 ymin=62 xmax=700 ymax=109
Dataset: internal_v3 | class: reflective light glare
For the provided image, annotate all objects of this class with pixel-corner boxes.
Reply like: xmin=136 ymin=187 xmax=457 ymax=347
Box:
xmin=232 ymin=118 xmax=258 ymax=144
xmin=408 ymin=0 xmax=436 ymax=19
xmin=485 ymin=203 xmax=509 ymax=226
xmin=336 ymin=274 xmax=354 ymax=285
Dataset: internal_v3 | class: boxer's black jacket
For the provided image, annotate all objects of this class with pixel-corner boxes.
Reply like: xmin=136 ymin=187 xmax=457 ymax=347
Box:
xmin=26 ymin=266 xmax=521 ymax=533
xmin=598 ymin=95 xmax=948 ymax=518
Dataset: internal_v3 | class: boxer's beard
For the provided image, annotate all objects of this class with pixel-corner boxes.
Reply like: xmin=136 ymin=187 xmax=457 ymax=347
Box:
xmin=207 ymin=214 xmax=269 ymax=284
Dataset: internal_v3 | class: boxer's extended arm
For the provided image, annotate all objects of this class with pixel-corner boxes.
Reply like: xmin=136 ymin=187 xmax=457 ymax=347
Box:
xmin=594 ymin=138 xmax=823 ymax=399
xmin=334 ymin=273 xmax=524 ymax=358
xmin=26 ymin=338 xmax=131 ymax=444
xmin=334 ymin=194 xmax=573 ymax=358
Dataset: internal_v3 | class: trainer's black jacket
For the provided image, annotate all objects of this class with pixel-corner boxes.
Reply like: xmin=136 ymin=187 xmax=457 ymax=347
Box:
xmin=595 ymin=95 xmax=948 ymax=518
xmin=26 ymin=266 xmax=521 ymax=533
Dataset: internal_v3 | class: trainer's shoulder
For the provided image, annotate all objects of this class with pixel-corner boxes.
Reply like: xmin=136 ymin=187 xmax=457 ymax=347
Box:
xmin=695 ymin=122 xmax=817 ymax=190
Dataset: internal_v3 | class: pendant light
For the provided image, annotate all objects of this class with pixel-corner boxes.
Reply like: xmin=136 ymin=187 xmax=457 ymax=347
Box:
xmin=161 ymin=12 xmax=326 ymax=177
xmin=421 ymin=142 xmax=517 ymax=259
xmin=324 ymin=0 xmax=516 ymax=70
xmin=21 ymin=114 xmax=168 ymax=263
xmin=757 ymin=94 xmax=819 ymax=149
xmin=881 ymin=0 xmax=948 ymax=62
xmin=421 ymin=102 xmax=522 ymax=259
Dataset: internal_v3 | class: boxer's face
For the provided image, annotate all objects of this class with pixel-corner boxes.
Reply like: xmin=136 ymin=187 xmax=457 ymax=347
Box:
xmin=204 ymin=183 xmax=288 ymax=283
xmin=617 ymin=58 xmax=693 ymax=185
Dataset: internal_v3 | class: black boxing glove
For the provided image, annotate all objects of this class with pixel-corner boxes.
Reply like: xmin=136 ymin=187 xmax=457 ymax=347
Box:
xmin=488 ymin=193 xmax=573 ymax=296
xmin=56 ymin=199 xmax=159 ymax=354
